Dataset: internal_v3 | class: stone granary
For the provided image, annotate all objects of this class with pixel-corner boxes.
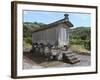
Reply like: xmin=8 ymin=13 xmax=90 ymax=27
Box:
xmin=32 ymin=14 xmax=73 ymax=48
xmin=31 ymin=14 xmax=80 ymax=64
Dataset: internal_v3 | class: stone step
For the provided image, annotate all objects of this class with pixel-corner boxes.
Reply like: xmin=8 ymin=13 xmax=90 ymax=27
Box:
xmin=66 ymin=54 xmax=76 ymax=58
xmin=70 ymin=59 xmax=80 ymax=64
xmin=63 ymin=52 xmax=80 ymax=64
xmin=68 ymin=57 xmax=77 ymax=61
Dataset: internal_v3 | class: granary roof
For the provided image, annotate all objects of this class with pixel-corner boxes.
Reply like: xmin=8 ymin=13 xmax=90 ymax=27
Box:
xmin=32 ymin=14 xmax=73 ymax=33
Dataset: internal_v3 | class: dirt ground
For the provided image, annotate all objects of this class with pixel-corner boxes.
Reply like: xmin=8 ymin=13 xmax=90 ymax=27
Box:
xmin=23 ymin=52 xmax=91 ymax=69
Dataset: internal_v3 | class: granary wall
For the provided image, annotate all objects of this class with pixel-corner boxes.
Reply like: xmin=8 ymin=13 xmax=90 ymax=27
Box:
xmin=32 ymin=23 xmax=70 ymax=47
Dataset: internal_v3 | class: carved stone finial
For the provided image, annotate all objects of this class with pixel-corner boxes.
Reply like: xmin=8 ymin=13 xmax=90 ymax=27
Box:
xmin=64 ymin=14 xmax=69 ymax=20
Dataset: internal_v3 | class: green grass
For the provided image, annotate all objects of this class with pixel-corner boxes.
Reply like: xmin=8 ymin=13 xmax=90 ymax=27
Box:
xmin=23 ymin=40 xmax=31 ymax=49
xmin=68 ymin=45 xmax=90 ymax=55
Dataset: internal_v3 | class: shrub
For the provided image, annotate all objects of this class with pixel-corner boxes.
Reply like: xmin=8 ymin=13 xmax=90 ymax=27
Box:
xmin=69 ymin=39 xmax=90 ymax=50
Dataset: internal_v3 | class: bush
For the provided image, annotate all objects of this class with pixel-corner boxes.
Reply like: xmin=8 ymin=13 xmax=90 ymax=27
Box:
xmin=69 ymin=39 xmax=90 ymax=50
xmin=24 ymin=37 xmax=32 ymax=44
xmin=69 ymin=27 xmax=91 ymax=50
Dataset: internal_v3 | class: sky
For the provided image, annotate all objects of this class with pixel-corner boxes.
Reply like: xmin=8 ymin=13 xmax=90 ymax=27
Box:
xmin=23 ymin=10 xmax=91 ymax=27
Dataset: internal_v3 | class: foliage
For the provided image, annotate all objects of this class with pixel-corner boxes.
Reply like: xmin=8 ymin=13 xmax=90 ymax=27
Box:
xmin=69 ymin=27 xmax=91 ymax=50
xmin=23 ymin=22 xmax=43 ymax=48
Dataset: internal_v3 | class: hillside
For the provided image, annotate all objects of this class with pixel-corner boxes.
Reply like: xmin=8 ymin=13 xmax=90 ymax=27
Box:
xmin=23 ymin=22 xmax=42 ymax=48
xmin=69 ymin=27 xmax=91 ymax=50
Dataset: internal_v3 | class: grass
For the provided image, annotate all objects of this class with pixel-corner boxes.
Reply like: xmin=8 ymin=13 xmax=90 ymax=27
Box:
xmin=23 ymin=41 xmax=32 ymax=49
xmin=68 ymin=45 xmax=90 ymax=55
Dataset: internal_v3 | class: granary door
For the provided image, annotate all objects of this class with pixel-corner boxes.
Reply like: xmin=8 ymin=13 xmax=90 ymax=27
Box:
xmin=58 ymin=27 xmax=68 ymax=47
